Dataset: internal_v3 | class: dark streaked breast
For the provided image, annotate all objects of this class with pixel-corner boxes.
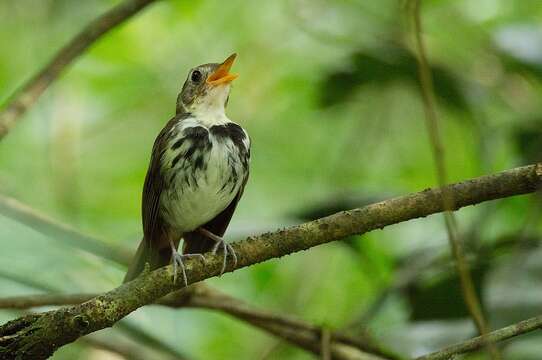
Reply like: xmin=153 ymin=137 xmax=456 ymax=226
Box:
xmin=159 ymin=120 xmax=250 ymax=232
xmin=170 ymin=126 xmax=211 ymax=170
xmin=210 ymin=122 xmax=250 ymax=169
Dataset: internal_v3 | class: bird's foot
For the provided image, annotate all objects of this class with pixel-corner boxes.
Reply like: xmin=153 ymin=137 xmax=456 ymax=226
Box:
xmin=198 ymin=228 xmax=237 ymax=275
xmin=170 ymin=241 xmax=205 ymax=286
xmin=212 ymin=241 xmax=237 ymax=275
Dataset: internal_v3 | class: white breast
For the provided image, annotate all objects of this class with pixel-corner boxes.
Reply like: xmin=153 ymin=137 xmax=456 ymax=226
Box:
xmin=159 ymin=118 xmax=249 ymax=233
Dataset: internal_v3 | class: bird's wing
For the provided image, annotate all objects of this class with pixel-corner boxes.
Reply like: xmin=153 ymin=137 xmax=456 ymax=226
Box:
xmin=142 ymin=117 xmax=178 ymax=249
xmin=125 ymin=117 xmax=180 ymax=282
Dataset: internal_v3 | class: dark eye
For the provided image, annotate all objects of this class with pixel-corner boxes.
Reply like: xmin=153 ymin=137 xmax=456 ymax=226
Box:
xmin=191 ymin=70 xmax=202 ymax=83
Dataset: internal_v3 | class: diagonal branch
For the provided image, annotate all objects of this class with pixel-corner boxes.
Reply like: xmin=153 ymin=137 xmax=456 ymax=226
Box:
xmin=0 ymin=294 xmax=97 ymax=309
xmin=415 ymin=315 xmax=542 ymax=360
xmin=0 ymin=194 xmax=132 ymax=265
xmin=0 ymin=0 xmax=160 ymax=140
xmin=0 ymin=286 xmax=397 ymax=360
xmin=0 ymin=164 xmax=540 ymax=359
xmin=0 ymin=194 xmax=393 ymax=359
xmin=79 ymin=336 xmax=156 ymax=360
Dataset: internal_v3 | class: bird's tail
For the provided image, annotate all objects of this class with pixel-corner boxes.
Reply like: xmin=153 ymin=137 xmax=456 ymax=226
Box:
xmin=123 ymin=237 xmax=173 ymax=283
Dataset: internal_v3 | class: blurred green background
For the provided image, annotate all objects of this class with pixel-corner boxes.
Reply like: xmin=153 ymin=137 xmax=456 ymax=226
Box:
xmin=1 ymin=0 xmax=542 ymax=359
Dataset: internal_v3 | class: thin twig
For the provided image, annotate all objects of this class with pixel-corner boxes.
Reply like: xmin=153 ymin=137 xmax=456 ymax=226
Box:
xmin=115 ymin=321 xmax=191 ymax=360
xmin=322 ymin=327 xmax=331 ymax=360
xmin=351 ymin=229 xmax=540 ymax=329
xmin=415 ymin=315 xmax=542 ymax=360
xmin=0 ymin=0 xmax=160 ymax=140
xmin=78 ymin=336 xmax=153 ymax=360
xmin=258 ymin=341 xmax=284 ymax=360
xmin=410 ymin=1 xmax=499 ymax=358
xmin=0 ymin=164 xmax=539 ymax=359
xmin=350 ymin=247 xmax=444 ymax=327
xmin=0 ymin=293 xmax=97 ymax=309
xmin=0 ymin=194 xmax=131 ymax=265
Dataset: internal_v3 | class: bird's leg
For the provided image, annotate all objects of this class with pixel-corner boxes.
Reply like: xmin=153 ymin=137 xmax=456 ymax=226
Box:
xmin=170 ymin=239 xmax=187 ymax=286
xmin=169 ymin=239 xmax=205 ymax=286
xmin=197 ymin=228 xmax=238 ymax=275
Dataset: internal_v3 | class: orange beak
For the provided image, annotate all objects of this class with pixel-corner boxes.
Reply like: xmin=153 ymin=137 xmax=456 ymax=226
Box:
xmin=206 ymin=53 xmax=239 ymax=85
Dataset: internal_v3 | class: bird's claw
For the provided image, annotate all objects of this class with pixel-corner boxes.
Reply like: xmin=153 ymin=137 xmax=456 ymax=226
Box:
xmin=211 ymin=240 xmax=238 ymax=275
xmin=197 ymin=228 xmax=237 ymax=276
xmin=171 ymin=252 xmax=205 ymax=286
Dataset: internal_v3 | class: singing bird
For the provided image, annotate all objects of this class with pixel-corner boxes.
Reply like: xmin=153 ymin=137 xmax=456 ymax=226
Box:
xmin=124 ymin=54 xmax=250 ymax=284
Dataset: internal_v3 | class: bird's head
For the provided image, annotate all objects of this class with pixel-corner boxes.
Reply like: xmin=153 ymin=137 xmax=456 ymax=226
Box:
xmin=176 ymin=53 xmax=239 ymax=116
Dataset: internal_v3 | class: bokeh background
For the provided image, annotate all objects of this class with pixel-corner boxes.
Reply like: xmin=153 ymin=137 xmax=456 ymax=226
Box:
xmin=1 ymin=0 xmax=542 ymax=359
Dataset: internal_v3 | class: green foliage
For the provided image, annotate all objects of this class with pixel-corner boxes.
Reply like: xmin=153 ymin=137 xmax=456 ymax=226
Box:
xmin=1 ymin=0 xmax=542 ymax=359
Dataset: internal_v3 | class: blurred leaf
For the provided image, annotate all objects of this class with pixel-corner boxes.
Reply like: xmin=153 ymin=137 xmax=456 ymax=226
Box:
xmin=513 ymin=118 xmax=542 ymax=163
xmin=293 ymin=191 xmax=384 ymax=221
xmin=318 ymin=47 xmax=472 ymax=114
xmin=494 ymin=24 xmax=542 ymax=78
xmin=406 ymin=263 xmax=489 ymax=321
xmin=405 ymin=233 xmax=542 ymax=322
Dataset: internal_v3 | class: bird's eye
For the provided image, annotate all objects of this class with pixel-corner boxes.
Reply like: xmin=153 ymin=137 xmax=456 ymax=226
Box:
xmin=191 ymin=70 xmax=202 ymax=83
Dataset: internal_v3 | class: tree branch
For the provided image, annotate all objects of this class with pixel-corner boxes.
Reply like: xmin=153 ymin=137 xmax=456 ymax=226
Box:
xmin=0 ymin=194 xmax=394 ymax=359
xmin=78 ymin=336 xmax=150 ymax=360
xmin=0 ymin=286 xmax=397 ymax=360
xmin=415 ymin=315 xmax=542 ymax=360
xmin=0 ymin=164 xmax=540 ymax=359
xmin=0 ymin=0 xmax=159 ymax=140
xmin=0 ymin=194 xmax=132 ymax=265
xmin=0 ymin=293 xmax=97 ymax=309
xmin=79 ymin=336 xmax=154 ymax=360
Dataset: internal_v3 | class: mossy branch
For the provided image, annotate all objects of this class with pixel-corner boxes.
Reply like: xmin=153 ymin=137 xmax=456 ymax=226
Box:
xmin=0 ymin=164 xmax=540 ymax=359
xmin=0 ymin=195 xmax=394 ymax=359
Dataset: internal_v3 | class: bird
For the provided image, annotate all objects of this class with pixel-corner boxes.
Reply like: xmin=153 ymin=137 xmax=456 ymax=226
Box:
xmin=123 ymin=54 xmax=250 ymax=285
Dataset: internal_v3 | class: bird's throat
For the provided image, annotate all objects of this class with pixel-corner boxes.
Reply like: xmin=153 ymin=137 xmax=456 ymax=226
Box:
xmin=190 ymin=85 xmax=231 ymax=127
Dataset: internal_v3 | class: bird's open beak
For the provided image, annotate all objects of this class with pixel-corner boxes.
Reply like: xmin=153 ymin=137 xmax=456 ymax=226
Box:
xmin=207 ymin=53 xmax=239 ymax=85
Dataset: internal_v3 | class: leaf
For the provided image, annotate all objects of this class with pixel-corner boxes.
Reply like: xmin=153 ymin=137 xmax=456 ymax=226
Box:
xmin=513 ymin=118 xmax=542 ymax=164
xmin=406 ymin=263 xmax=489 ymax=321
xmin=318 ymin=47 xmax=472 ymax=115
